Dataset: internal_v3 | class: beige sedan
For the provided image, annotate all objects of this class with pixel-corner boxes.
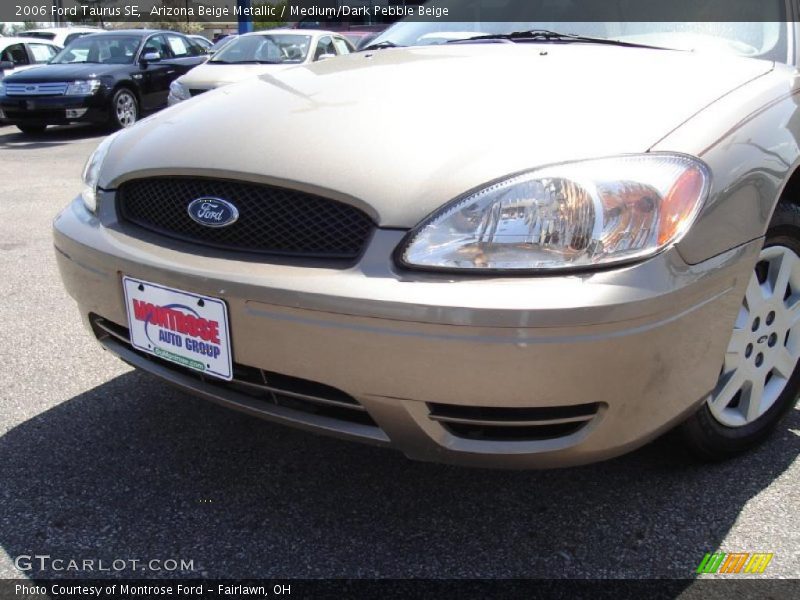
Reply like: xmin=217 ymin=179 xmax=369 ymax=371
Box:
xmin=54 ymin=20 xmax=800 ymax=468
xmin=167 ymin=29 xmax=353 ymax=105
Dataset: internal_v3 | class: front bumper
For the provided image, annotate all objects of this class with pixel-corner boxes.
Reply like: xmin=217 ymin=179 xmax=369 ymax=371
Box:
xmin=53 ymin=195 xmax=761 ymax=468
xmin=0 ymin=92 xmax=109 ymax=125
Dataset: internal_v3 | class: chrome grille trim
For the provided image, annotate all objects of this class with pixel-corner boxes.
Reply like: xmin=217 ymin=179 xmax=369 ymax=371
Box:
xmin=427 ymin=402 xmax=602 ymax=441
xmin=5 ymin=82 xmax=69 ymax=96
xmin=428 ymin=413 xmax=595 ymax=427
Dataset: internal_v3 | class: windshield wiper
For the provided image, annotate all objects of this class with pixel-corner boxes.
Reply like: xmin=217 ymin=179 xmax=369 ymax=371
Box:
xmin=361 ymin=40 xmax=404 ymax=51
xmin=450 ymin=29 xmax=668 ymax=50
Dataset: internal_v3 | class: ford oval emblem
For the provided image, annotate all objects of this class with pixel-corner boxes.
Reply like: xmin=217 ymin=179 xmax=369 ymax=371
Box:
xmin=187 ymin=197 xmax=239 ymax=228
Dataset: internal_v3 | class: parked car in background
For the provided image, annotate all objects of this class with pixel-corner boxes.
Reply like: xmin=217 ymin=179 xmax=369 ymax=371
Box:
xmin=54 ymin=18 xmax=800 ymax=467
xmin=338 ymin=30 xmax=377 ymax=49
xmin=0 ymin=37 xmax=60 ymax=124
xmin=168 ymin=29 xmax=353 ymax=105
xmin=352 ymin=32 xmax=380 ymax=50
xmin=208 ymin=34 xmax=238 ymax=55
xmin=0 ymin=37 xmax=61 ymax=80
xmin=189 ymin=35 xmax=213 ymax=52
xmin=19 ymin=26 xmax=103 ymax=48
xmin=0 ymin=30 xmax=207 ymax=134
xmin=293 ymin=16 xmax=391 ymax=49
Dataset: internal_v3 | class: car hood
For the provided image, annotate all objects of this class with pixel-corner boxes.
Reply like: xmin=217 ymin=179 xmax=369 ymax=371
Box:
xmin=0 ymin=64 xmax=43 ymax=80
xmin=178 ymin=62 xmax=299 ymax=88
xmin=5 ymin=63 xmax=129 ymax=82
xmin=103 ymin=44 xmax=774 ymax=228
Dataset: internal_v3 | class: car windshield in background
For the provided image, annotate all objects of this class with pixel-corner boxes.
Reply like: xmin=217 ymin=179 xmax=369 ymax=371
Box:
xmin=51 ymin=35 xmax=141 ymax=65
xmin=210 ymin=34 xmax=312 ymax=64
xmin=372 ymin=21 xmax=787 ymax=62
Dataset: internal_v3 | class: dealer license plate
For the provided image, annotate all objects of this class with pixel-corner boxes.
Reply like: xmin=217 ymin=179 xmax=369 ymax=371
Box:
xmin=122 ymin=276 xmax=233 ymax=381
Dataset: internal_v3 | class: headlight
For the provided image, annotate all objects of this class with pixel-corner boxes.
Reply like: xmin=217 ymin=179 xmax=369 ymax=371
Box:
xmin=398 ymin=154 xmax=709 ymax=272
xmin=65 ymin=79 xmax=101 ymax=96
xmin=169 ymin=80 xmax=190 ymax=103
xmin=81 ymin=131 xmax=121 ymax=213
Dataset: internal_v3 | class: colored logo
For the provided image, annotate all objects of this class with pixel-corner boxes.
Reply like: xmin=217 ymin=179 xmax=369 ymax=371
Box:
xmin=187 ymin=197 xmax=239 ymax=228
xmin=696 ymin=552 xmax=773 ymax=574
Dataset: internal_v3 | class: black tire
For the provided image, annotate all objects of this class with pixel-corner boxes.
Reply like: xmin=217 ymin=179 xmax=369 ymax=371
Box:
xmin=680 ymin=202 xmax=800 ymax=460
xmin=108 ymin=87 xmax=139 ymax=130
xmin=16 ymin=124 xmax=46 ymax=134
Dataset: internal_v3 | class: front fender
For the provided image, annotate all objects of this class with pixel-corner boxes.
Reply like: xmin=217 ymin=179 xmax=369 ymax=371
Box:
xmin=653 ymin=64 xmax=800 ymax=264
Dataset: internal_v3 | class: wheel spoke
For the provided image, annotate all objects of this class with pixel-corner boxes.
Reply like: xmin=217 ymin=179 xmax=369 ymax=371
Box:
xmin=787 ymin=301 xmax=800 ymax=328
xmin=727 ymin=328 xmax=748 ymax=353
xmin=710 ymin=370 xmax=744 ymax=410
xmin=744 ymin=377 xmax=766 ymax=422
xmin=723 ymin=351 xmax=742 ymax=371
xmin=745 ymin=275 xmax=766 ymax=311
xmin=773 ymin=348 xmax=797 ymax=378
xmin=770 ymin=251 xmax=792 ymax=300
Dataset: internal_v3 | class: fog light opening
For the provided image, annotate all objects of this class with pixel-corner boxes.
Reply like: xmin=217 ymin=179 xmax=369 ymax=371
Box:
xmin=66 ymin=108 xmax=88 ymax=119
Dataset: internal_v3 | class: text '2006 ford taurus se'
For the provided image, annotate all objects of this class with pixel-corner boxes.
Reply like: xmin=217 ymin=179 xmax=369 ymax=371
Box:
xmin=54 ymin=19 xmax=800 ymax=468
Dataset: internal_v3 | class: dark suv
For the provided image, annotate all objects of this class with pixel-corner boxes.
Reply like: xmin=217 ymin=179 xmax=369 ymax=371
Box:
xmin=0 ymin=29 xmax=207 ymax=134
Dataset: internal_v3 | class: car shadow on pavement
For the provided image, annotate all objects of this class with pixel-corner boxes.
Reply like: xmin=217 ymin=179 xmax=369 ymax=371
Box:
xmin=0 ymin=124 xmax=107 ymax=149
xmin=1 ymin=370 xmax=797 ymax=579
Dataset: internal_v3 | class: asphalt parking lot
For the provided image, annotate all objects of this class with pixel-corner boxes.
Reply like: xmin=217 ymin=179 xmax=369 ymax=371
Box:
xmin=0 ymin=122 xmax=798 ymax=582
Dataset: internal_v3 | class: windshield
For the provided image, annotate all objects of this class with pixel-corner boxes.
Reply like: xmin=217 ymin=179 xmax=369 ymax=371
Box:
xmin=51 ymin=35 xmax=141 ymax=65
xmin=371 ymin=20 xmax=788 ymax=62
xmin=210 ymin=36 xmax=236 ymax=52
xmin=211 ymin=34 xmax=313 ymax=64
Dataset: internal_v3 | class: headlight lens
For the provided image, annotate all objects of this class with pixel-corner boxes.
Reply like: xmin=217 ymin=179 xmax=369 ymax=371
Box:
xmin=65 ymin=79 xmax=101 ymax=96
xmin=169 ymin=80 xmax=190 ymax=102
xmin=399 ymin=154 xmax=709 ymax=271
xmin=81 ymin=131 xmax=121 ymax=213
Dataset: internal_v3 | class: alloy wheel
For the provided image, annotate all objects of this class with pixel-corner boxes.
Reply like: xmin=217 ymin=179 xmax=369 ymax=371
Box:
xmin=708 ymin=245 xmax=800 ymax=427
xmin=115 ymin=92 xmax=137 ymax=128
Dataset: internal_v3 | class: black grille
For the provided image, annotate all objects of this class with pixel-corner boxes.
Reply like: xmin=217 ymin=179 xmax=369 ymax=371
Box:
xmin=118 ymin=177 xmax=375 ymax=259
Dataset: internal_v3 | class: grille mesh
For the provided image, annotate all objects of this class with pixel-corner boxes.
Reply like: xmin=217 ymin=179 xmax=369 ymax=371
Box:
xmin=118 ymin=177 xmax=374 ymax=259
